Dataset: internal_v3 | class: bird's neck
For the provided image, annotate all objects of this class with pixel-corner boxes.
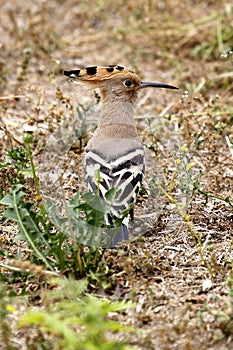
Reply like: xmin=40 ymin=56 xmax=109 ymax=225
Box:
xmin=86 ymin=100 xmax=139 ymax=149
xmin=99 ymin=100 xmax=135 ymax=126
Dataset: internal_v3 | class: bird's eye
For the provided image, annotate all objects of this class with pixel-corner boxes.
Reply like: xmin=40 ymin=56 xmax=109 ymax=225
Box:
xmin=123 ymin=80 xmax=133 ymax=87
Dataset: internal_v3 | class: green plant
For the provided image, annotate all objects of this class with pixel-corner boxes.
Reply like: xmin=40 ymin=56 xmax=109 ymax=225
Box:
xmin=18 ymin=278 xmax=137 ymax=350
xmin=0 ymin=282 xmax=16 ymax=350
xmin=0 ymin=127 xmax=132 ymax=283
xmin=190 ymin=12 xmax=233 ymax=59
xmin=0 ymin=131 xmax=38 ymax=194
xmin=0 ymin=147 xmax=29 ymax=187
xmin=0 ymin=184 xmax=109 ymax=276
xmin=74 ymin=102 xmax=99 ymax=152
xmin=151 ymin=143 xmax=213 ymax=274
xmin=0 ymin=181 xmax=128 ymax=279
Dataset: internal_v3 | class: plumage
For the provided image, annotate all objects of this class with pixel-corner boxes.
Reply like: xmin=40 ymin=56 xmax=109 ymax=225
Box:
xmin=64 ymin=65 xmax=178 ymax=247
xmin=85 ymin=139 xmax=144 ymax=217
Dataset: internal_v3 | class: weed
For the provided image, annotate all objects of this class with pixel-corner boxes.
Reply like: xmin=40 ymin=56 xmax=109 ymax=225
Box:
xmin=0 ymin=283 xmax=14 ymax=349
xmin=0 ymin=182 xmax=125 ymax=277
xmin=0 ymin=133 xmax=128 ymax=279
xmin=18 ymin=278 xmax=137 ymax=350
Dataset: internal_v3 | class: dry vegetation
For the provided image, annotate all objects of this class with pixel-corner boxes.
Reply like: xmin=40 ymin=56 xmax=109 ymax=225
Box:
xmin=0 ymin=0 xmax=233 ymax=349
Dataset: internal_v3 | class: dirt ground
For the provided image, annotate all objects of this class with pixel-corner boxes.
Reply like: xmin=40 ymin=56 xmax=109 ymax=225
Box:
xmin=0 ymin=1 xmax=233 ymax=349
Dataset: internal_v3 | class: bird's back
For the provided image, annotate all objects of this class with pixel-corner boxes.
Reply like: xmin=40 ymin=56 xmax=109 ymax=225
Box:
xmin=85 ymin=138 xmax=145 ymax=219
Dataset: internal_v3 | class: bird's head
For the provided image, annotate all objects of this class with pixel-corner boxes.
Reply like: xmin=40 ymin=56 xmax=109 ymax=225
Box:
xmin=64 ymin=65 xmax=178 ymax=103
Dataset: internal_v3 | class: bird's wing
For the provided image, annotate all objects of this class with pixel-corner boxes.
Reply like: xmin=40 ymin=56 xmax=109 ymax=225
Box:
xmin=85 ymin=138 xmax=145 ymax=217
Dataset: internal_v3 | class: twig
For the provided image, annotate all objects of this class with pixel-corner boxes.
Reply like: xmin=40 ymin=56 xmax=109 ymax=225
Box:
xmin=225 ymin=136 xmax=233 ymax=159
xmin=0 ymin=262 xmax=59 ymax=276
xmin=0 ymin=95 xmax=26 ymax=101
xmin=164 ymin=245 xmax=184 ymax=252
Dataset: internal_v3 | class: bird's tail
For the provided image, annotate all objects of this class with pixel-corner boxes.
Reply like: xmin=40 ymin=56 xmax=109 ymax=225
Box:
xmin=106 ymin=224 xmax=129 ymax=248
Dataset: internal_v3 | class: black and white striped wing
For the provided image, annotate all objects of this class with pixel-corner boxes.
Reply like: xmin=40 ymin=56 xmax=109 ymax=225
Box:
xmin=85 ymin=139 xmax=145 ymax=218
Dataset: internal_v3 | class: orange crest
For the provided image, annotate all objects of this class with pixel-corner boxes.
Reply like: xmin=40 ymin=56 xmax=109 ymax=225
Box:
xmin=64 ymin=65 xmax=140 ymax=85
xmin=64 ymin=65 xmax=179 ymax=91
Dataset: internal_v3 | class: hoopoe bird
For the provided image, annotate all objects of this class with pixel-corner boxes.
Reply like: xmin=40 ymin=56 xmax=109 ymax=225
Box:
xmin=64 ymin=65 xmax=178 ymax=247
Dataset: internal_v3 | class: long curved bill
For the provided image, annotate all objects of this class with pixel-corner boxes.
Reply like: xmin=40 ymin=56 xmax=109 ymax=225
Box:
xmin=139 ymin=81 xmax=179 ymax=90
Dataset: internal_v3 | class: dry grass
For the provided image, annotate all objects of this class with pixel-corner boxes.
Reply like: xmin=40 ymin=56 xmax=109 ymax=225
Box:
xmin=0 ymin=0 xmax=233 ymax=349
